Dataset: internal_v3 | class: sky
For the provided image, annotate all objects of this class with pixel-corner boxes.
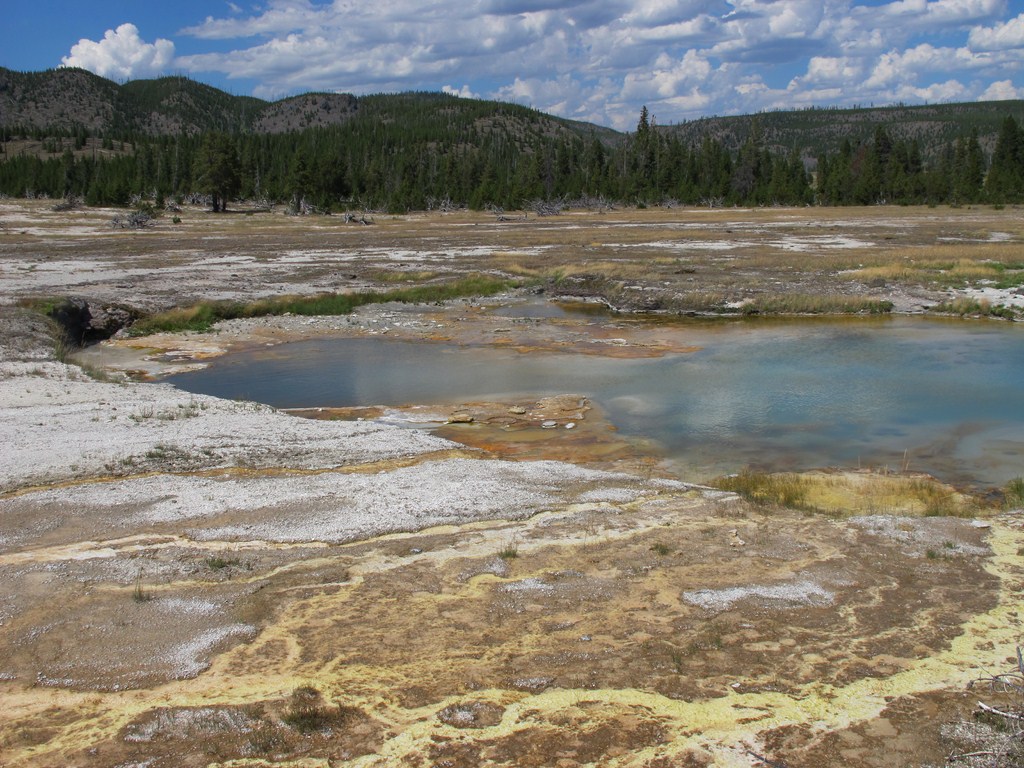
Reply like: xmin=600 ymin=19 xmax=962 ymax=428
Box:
xmin=2 ymin=0 xmax=1023 ymax=130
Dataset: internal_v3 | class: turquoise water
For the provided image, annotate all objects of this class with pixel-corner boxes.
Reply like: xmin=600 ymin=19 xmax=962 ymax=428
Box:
xmin=166 ymin=317 xmax=1024 ymax=487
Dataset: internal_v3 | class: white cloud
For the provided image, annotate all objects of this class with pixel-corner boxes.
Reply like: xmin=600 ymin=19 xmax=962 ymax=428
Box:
xmin=621 ymin=50 xmax=712 ymax=101
xmin=891 ymin=78 xmax=969 ymax=102
xmin=493 ymin=73 xmax=586 ymax=117
xmin=68 ymin=0 xmax=1022 ymax=127
xmin=968 ymin=12 xmax=1024 ymax=50
xmin=864 ymin=0 xmax=1004 ymax=28
xmin=863 ymin=44 xmax=987 ymax=88
xmin=792 ymin=56 xmax=865 ymax=88
xmin=979 ymin=79 xmax=1024 ymax=100
xmin=442 ymin=84 xmax=480 ymax=98
xmin=61 ymin=23 xmax=175 ymax=81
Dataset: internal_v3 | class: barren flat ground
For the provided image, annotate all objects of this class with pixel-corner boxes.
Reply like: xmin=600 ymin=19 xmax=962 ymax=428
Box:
xmin=2 ymin=200 xmax=1024 ymax=767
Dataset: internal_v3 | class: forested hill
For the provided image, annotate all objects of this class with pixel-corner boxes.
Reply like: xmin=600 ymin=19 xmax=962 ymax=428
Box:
xmin=0 ymin=67 xmax=357 ymax=135
xmin=0 ymin=67 xmax=612 ymax=142
xmin=2 ymin=66 xmax=1020 ymax=155
xmin=2 ymin=67 xmax=1024 ymax=210
xmin=661 ymin=101 xmax=1024 ymax=161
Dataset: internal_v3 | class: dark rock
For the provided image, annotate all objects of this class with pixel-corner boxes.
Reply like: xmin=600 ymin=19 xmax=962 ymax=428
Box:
xmin=49 ymin=297 xmax=90 ymax=345
xmin=86 ymin=303 xmax=139 ymax=340
xmin=47 ymin=297 xmax=140 ymax=345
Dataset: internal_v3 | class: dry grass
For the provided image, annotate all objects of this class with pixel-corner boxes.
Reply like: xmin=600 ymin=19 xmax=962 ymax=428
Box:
xmin=931 ymin=297 xmax=1018 ymax=319
xmin=744 ymin=294 xmax=893 ymax=315
xmin=1004 ymin=477 xmax=1024 ymax=509
xmin=369 ymin=269 xmax=446 ymax=283
xmin=845 ymin=244 xmax=1024 ymax=288
xmin=6 ymin=200 xmax=1022 ymax=327
xmin=665 ymin=291 xmax=732 ymax=312
xmin=713 ymin=469 xmax=983 ymax=517
xmin=556 ymin=259 xmax=674 ymax=280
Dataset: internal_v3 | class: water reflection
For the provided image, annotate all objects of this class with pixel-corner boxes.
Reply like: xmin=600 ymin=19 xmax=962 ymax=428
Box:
xmin=166 ymin=317 xmax=1024 ymax=488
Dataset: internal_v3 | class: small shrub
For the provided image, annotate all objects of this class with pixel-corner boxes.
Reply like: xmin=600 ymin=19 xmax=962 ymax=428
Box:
xmin=649 ymin=542 xmax=672 ymax=556
xmin=930 ymin=297 xmax=1018 ymax=320
xmin=247 ymin=724 xmax=284 ymax=754
xmin=282 ymin=686 xmax=335 ymax=733
xmin=206 ymin=556 xmax=240 ymax=570
xmin=1006 ymin=478 xmax=1024 ymax=509
xmin=132 ymin=574 xmax=152 ymax=603
xmin=497 ymin=542 xmax=519 ymax=560
xmin=712 ymin=470 xmax=811 ymax=510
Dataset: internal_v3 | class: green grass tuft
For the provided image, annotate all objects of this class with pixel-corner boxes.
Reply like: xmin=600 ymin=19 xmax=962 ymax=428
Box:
xmin=497 ymin=542 xmax=519 ymax=560
xmin=743 ymin=294 xmax=893 ymax=315
xmin=930 ymin=297 xmax=1018 ymax=319
xmin=712 ymin=469 xmax=812 ymax=510
xmin=126 ymin=275 xmax=514 ymax=336
xmin=282 ymin=685 xmax=338 ymax=733
xmin=1006 ymin=477 xmax=1024 ymax=509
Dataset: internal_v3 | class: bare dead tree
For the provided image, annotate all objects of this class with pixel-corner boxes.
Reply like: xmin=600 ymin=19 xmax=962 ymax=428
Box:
xmin=110 ymin=211 xmax=153 ymax=230
xmin=51 ymin=195 xmax=83 ymax=212
xmin=531 ymin=199 xmax=564 ymax=216
xmin=183 ymin=192 xmax=213 ymax=207
xmin=427 ymin=196 xmax=463 ymax=212
xmin=940 ymin=648 xmax=1024 ymax=767
xmin=561 ymin=194 xmax=612 ymax=211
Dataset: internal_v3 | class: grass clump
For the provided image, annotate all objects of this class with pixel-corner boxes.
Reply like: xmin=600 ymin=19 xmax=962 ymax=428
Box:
xmin=743 ymin=294 xmax=893 ymax=315
xmin=206 ymin=556 xmax=240 ymax=570
xmin=132 ymin=573 xmax=153 ymax=603
xmin=665 ymin=291 xmax=731 ymax=314
xmin=1006 ymin=477 xmax=1024 ymax=509
xmin=844 ymin=246 xmax=1024 ymax=291
xmin=930 ymin=297 xmax=1017 ymax=319
xmin=713 ymin=470 xmax=811 ymax=510
xmin=370 ymin=269 xmax=444 ymax=283
xmin=127 ymin=274 xmax=514 ymax=336
xmin=497 ymin=541 xmax=519 ymax=560
xmin=712 ymin=468 xmax=982 ymax=517
xmin=282 ymin=685 xmax=337 ymax=733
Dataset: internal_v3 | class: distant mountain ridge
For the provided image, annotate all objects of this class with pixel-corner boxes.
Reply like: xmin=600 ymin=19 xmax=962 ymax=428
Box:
xmin=661 ymin=101 xmax=1024 ymax=161
xmin=2 ymin=66 xmax=1022 ymax=161
xmin=0 ymin=67 xmax=361 ymax=136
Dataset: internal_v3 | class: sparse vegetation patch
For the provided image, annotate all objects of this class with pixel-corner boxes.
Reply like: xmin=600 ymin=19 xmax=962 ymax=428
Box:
xmin=282 ymin=686 xmax=340 ymax=733
xmin=127 ymin=274 xmax=513 ymax=335
xmin=712 ymin=468 xmax=982 ymax=517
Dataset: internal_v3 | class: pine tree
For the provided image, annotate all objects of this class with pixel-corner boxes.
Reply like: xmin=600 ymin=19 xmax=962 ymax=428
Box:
xmin=194 ymin=133 xmax=240 ymax=212
xmin=986 ymin=116 xmax=1024 ymax=202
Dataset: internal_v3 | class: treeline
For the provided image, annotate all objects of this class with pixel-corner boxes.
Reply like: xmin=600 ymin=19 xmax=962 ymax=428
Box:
xmin=816 ymin=118 xmax=1024 ymax=205
xmin=2 ymin=101 xmax=1023 ymax=210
